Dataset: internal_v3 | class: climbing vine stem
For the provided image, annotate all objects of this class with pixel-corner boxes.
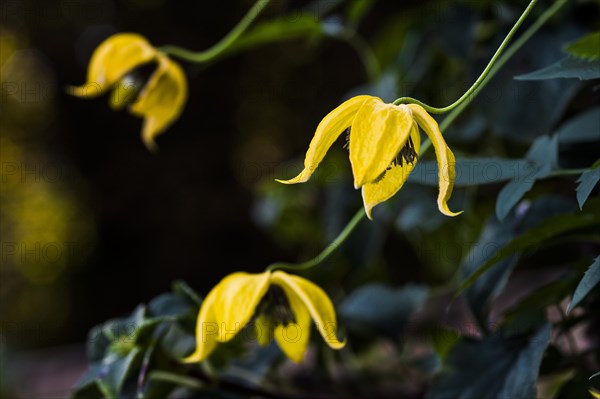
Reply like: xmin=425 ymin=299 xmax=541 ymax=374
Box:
xmin=160 ymin=0 xmax=271 ymax=63
xmin=392 ymin=0 xmax=538 ymax=114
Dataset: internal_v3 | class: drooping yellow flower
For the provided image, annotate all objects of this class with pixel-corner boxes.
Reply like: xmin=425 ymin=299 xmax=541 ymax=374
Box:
xmin=183 ymin=271 xmax=345 ymax=363
xmin=69 ymin=33 xmax=187 ymax=150
xmin=277 ymin=95 xmax=462 ymax=219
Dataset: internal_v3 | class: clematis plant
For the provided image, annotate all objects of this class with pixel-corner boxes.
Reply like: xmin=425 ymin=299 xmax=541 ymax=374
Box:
xmin=277 ymin=95 xmax=462 ymax=219
xmin=69 ymin=33 xmax=188 ymax=151
xmin=183 ymin=271 xmax=345 ymax=363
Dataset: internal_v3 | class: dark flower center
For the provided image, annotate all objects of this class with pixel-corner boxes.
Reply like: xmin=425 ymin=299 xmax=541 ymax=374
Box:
xmin=372 ymin=137 xmax=418 ymax=183
xmin=343 ymin=127 xmax=418 ymax=183
xmin=395 ymin=136 xmax=418 ymax=167
xmin=258 ymin=285 xmax=295 ymax=326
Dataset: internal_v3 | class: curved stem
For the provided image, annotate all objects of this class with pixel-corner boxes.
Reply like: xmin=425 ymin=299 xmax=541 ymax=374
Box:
xmin=438 ymin=0 xmax=567 ymax=129
xmin=416 ymin=0 xmax=568 ymax=156
xmin=393 ymin=0 xmax=539 ymax=113
xmin=266 ymin=133 xmax=433 ymax=273
xmin=266 ymin=207 xmax=366 ymax=272
xmin=160 ymin=0 xmax=271 ymax=63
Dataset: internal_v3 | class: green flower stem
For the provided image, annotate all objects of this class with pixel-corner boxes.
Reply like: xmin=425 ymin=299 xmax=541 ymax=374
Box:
xmin=160 ymin=0 xmax=271 ymax=63
xmin=392 ymin=0 xmax=538 ymax=113
xmin=266 ymin=139 xmax=433 ymax=273
xmin=438 ymin=0 xmax=568 ymax=128
xmin=265 ymin=207 xmax=366 ymax=272
xmin=420 ymin=0 xmax=568 ymax=157
xmin=266 ymin=0 xmax=567 ymax=274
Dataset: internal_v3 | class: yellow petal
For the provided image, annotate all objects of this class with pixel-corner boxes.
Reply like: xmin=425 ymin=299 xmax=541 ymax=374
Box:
xmin=273 ymin=282 xmax=312 ymax=362
xmin=350 ymin=100 xmax=414 ymax=188
xmin=69 ymin=33 xmax=156 ymax=98
xmin=182 ymin=286 xmax=220 ymax=363
xmin=254 ymin=314 xmax=275 ymax=347
xmin=271 ymin=271 xmax=345 ymax=350
xmin=408 ymin=104 xmax=462 ymax=217
xmin=590 ymin=388 xmax=600 ymax=398
xmin=130 ymin=53 xmax=188 ymax=151
xmin=276 ymin=95 xmax=373 ymax=184
xmin=211 ymin=272 xmax=271 ymax=343
xmin=361 ymin=124 xmax=421 ymax=219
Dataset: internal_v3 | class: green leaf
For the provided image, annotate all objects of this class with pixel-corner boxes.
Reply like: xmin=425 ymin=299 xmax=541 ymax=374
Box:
xmin=564 ymin=32 xmax=600 ymax=61
xmin=160 ymin=323 xmax=196 ymax=360
xmin=410 ymin=157 xmax=529 ymax=187
xmin=556 ymin=107 xmax=600 ymax=144
xmin=148 ymin=292 xmax=194 ymax=319
xmin=339 ymin=283 xmax=427 ymax=337
xmin=172 ymin=280 xmax=202 ymax=307
xmin=462 ymin=197 xmax=574 ymax=330
xmin=459 ymin=201 xmax=600 ymax=295
xmin=567 ymin=256 xmax=600 ymax=313
xmin=103 ymin=347 xmax=142 ymax=398
xmin=87 ymin=324 xmax=111 ymax=363
xmin=74 ymin=348 xmax=142 ymax=399
xmin=225 ymin=15 xmax=323 ymax=56
xmin=346 ymin=0 xmax=375 ymax=26
xmin=496 ymin=135 xmax=557 ymax=221
xmin=576 ymin=167 xmax=600 ymax=209
xmin=428 ymin=324 xmax=552 ymax=399
xmin=514 ymin=56 xmax=600 ymax=80
xmin=462 ymin=217 xmax=518 ymax=330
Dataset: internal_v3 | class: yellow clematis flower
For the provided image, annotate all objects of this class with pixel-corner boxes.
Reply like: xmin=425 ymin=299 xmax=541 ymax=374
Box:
xmin=69 ymin=33 xmax=187 ymax=150
xmin=277 ymin=95 xmax=462 ymax=219
xmin=183 ymin=270 xmax=345 ymax=363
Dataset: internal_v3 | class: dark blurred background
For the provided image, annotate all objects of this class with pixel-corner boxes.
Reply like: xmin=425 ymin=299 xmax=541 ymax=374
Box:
xmin=1 ymin=0 xmax=371 ymax=351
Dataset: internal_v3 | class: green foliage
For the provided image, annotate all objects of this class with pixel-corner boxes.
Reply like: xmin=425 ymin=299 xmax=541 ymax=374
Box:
xmin=564 ymin=32 xmax=600 ymax=61
xmin=568 ymin=256 xmax=600 ymax=313
xmin=577 ymin=167 xmax=600 ymax=209
xmin=460 ymin=198 xmax=600 ymax=294
xmin=428 ymin=324 xmax=552 ymax=399
xmin=515 ymin=56 xmax=600 ymax=80
xmin=410 ymin=157 xmax=529 ymax=187
xmin=462 ymin=197 xmax=575 ymax=330
xmin=72 ymin=282 xmax=200 ymax=399
xmin=496 ymin=135 xmax=557 ymax=221
xmin=225 ymin=15 xmax=324 ymax=57
xmin=556 ymin=107 xmax=600 ymax=145
xmin=339 ymin=283 xmax=427 ymax=337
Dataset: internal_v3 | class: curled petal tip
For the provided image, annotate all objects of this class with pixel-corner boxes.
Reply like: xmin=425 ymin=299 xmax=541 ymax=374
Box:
xmin=275 ymin=169 xmax=310 ymax=185
xmin=439 ymin=207 xmax=463 ymax=217
xmin=326 ymin=337 xmax=347 ymax=350
xmin=363 ymin=205 xmax=374 ymax=220
xmin=143 ymin=137 xmax=159 ymax=153
xmin=353 ymin=176 xmax=367 ymax=190
xmin=181 ymin=353 xmax=204 ymax=364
